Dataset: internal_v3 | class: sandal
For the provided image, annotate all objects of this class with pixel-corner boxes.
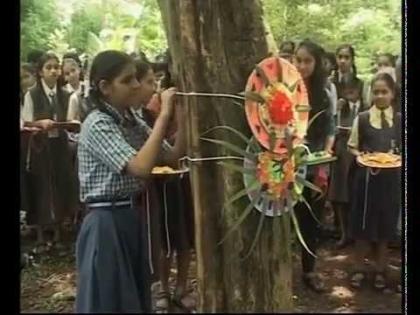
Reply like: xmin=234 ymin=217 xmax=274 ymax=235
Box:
xmin=155 ymin=291 xmax=170 ymax=312
xmin=373 ymin=272 xmax=387 ymax=291
xmin=350 ymin=271 xmax=366 ymax=289
xmin=302 ymin=272 xmax=327 ymax=293
xmin=172 ymin=292 xmax=196 ymax=313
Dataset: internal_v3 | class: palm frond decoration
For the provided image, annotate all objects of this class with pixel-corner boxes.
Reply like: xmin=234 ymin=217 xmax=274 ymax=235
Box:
xmin=193 ymin=57 xmax=338 ymax=260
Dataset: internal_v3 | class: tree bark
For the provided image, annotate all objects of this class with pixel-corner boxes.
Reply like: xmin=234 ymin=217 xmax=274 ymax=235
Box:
xmin=157 ymin=0 xmax=293 ymax=312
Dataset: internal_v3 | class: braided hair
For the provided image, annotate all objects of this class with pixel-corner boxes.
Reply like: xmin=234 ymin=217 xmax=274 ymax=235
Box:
xmin=336 ymin=44 xmax=358 ymax=77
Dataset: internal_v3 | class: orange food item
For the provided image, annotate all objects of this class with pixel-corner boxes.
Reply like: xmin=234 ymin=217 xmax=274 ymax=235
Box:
xmin=152 ymin=166 xmax=176 ymax=174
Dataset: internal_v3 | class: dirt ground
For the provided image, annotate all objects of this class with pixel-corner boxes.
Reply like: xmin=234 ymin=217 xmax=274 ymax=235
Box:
xmin=20 ymin=227 xmax=402 ymax=313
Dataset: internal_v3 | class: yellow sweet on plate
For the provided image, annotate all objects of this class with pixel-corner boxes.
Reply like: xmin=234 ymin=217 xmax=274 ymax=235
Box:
xmin=152 ymin=166 xmax=176 ymax=174
xmin=362 ymin=153 xmax=400 ymax=164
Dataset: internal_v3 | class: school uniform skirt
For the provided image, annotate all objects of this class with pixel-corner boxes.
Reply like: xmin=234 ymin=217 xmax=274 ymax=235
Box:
xmin=154 ymin=174 xmax=195 ymax=255
xmin=25 ymin=135 xmax=78 ymax=226
xmin=348 ymin=165 xmax=401 ymax=242
xmin=328 ymin=132 xmax=354 ymax=203
xmin=75 ymin=196 xmax=152 ymax=313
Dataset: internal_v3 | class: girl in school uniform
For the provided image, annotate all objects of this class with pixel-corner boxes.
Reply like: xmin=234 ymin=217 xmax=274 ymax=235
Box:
xmin=347 ymin=73 xmax=401 ymax=290
xmin=333 ymin=44 xmax=366 ymax=109
xmin=294 ymin=40 xmax=336 ymax=293
xmin=75 ymin=50 xmax=186 ymax=313
xmin=328 ymin=74 xmax=363 ymax=248
xmin=20 ymin=62 xmax=38 ymax=220
xmin=138 ymin=59 xmax=195 ymax=312
xmin=365 ymin=54 xmax=398 ymax=112
xmin=21 ymin=52 xmax=78 ymax=248
xmin=20 ymin=63 xmax=36 ymax=104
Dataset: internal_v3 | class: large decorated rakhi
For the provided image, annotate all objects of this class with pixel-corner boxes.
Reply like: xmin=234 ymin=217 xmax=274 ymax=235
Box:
xmin=179 ymin=56 xmax=335 ymax=259
xmin=244 ymin=57 xmax=310 ymax=154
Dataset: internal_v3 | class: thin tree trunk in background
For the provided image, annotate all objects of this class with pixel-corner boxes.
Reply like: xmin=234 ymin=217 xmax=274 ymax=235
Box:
xmin=157 ymin=0 xmax=293 ymax=312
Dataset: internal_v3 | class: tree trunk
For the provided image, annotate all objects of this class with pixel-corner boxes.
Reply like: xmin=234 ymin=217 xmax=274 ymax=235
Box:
xmin=157 ymin=0 xmax=293 ymax=312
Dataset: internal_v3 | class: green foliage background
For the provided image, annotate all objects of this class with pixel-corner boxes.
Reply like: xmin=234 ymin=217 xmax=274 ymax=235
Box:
xmin=21 ymin=0 xmax=401 ymax=79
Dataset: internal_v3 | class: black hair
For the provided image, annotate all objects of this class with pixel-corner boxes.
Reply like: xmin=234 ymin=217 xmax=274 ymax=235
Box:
xmin=62 ymin=57 xmax=84 ymax=83
xmin=21 ymin=62 xmax=36 ymax=75
xmin=87 ymin=50 xmax=134 ymax=117
xmin=27 ymin=49 xmax=45 ymax=66
xmin=134 ymin=59 xmax=152 ymax=81
xmin=20 ymin=63 xmax=36 ymax=102
xmin=150 ymin=61 xmax=173 ymax=90
xmin=36 ymin=52 xmax=63 ymax=87
xmin=371 ymin=72 xmax=396 ymax=91
xmin=296 ymin=40 xmax=332 ymax=146
xmin=370 ymin=72 xmax=397 ymax=109
xmin=297 ymin=40 xmax=328 ymax=112
xmin=336 ymin=44 xmax=358 ymax=76
xmin=340 ymin=73 xmax=362 ymax=116
xmin=280 ymin=40 xmax=295 ymax=54
xmin=63 ymin=51 xmax=82 ymax=67
xmin=377 ymin=53 xmax=395 ymax=67
xmin=324 ymin=51 xmax=337 ymax=70
xmin=137 ymin=51 xmax=150 ymax=63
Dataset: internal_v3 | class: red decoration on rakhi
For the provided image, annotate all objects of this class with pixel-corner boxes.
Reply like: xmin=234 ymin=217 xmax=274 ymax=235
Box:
xmin=268 ymin=90 xmax=294 ymax=125
xmin=244 ymin=57 xmax=309 ymax=154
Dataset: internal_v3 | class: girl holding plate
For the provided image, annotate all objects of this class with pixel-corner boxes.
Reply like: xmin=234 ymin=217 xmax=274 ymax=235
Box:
xmin=347 ymin=72 xmax=401 ymax=291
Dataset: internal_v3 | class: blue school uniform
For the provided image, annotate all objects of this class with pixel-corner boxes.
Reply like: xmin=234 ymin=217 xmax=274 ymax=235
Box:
xmin=75 ymin=102 xmax=168 ymax=313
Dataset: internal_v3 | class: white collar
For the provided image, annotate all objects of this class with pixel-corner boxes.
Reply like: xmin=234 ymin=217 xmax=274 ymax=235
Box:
xmin=349 ymin=100 xmax=360 ymax=108
xmin=41 ymin=79 xmax=57 ymax=96
xmin=66 ymin=82 xmax=82 ymax=94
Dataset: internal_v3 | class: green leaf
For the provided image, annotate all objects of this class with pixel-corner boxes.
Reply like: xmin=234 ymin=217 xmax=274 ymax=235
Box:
xmin=224 ymin=180 xmax=261 ymax=210
xmin=269 ymin=129 xmax=277 ymax=151
xmin=255 ymin=64 xmax=271 ymax=87
xmin=296 ymin=105 xmax=310 ymax=112
xmin=244 ymin=91 xmax=266 ymax=104
xmin=290 ymin=208 xmax=317 ymax=258
xmin=201 ymin=126 xmax=250 ymax=147
xmin=299 ymin=195 xmax=322 ymax=226
xmin=218 ymin=193 xmax=261 ymax=245
xmin=275 ymin=57 xmax=283 ymax=82
xmin=217 ymin=161 xmax=256 ymax=175
xmin=288 ymin=81 xmax=298 ymax=93
xmin=295 ymin=175 xmax=323 ymax=194
xmin=308 ymin=109 xmax=326 ymax=129
xmin=248 ymin=136 xmax=263 ymax=154
xmin=240 ymin=199 xmax=268 ymax=261
xmin=200 ymin=137 xmax=257 ymax=161
xmin=232 ymin=101 xmax=245 ymax=108
xmin=285 ymin=128 xmax=293 ymax=158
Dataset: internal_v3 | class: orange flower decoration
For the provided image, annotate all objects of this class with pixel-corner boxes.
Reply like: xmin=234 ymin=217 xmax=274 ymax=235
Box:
xmin=256 ymin=152 xmax=295 ymax=199
xmin=268 ymin=90 xmax=294 ymax=125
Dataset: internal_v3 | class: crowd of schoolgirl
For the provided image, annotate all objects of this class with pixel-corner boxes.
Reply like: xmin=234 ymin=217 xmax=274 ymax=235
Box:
xmin=19 ymin=39 xmax=401 ymax=312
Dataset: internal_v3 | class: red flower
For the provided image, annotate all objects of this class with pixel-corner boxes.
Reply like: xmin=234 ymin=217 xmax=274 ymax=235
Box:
xmin=268 ymin=90 xmax=293 ymax=125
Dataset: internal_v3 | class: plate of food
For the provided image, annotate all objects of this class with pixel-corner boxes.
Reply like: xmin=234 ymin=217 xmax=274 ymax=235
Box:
xmin=357 ymin=152 xmax=401 ymax=169
xmin=151 ymin=166 xmax=189 ymax=177
xmin=53 ymin=122 xmax=81 ymax=132
xmin=304 ymin=151 xmax=337 ymax=166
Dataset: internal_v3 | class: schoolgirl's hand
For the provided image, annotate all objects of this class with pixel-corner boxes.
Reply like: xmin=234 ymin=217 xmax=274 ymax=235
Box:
xmin=160 ymin=87 xmax=177 ymax=117
xmin=337 ymin=98 xmax=346 ymax=111
xmin=37 ymin=119 xmax=55 ymax=131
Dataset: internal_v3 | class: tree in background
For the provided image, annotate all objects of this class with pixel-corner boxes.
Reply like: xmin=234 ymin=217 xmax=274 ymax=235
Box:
xmin=20 ymin=0 xmax=60 ymax=60
xmin=65 ymin=2 xmax=103 ymax=54
xmin=263 ymin=0 xmax=401 ymax=80
xmin=158 ymin=0 xmax=292 ymax=312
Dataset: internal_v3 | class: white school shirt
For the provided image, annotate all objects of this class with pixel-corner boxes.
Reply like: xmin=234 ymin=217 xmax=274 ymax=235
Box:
xmin=22 ymin=79 xmax=59 ymax=137
xmin=349 ymin=100 xmax=361 ymax=114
